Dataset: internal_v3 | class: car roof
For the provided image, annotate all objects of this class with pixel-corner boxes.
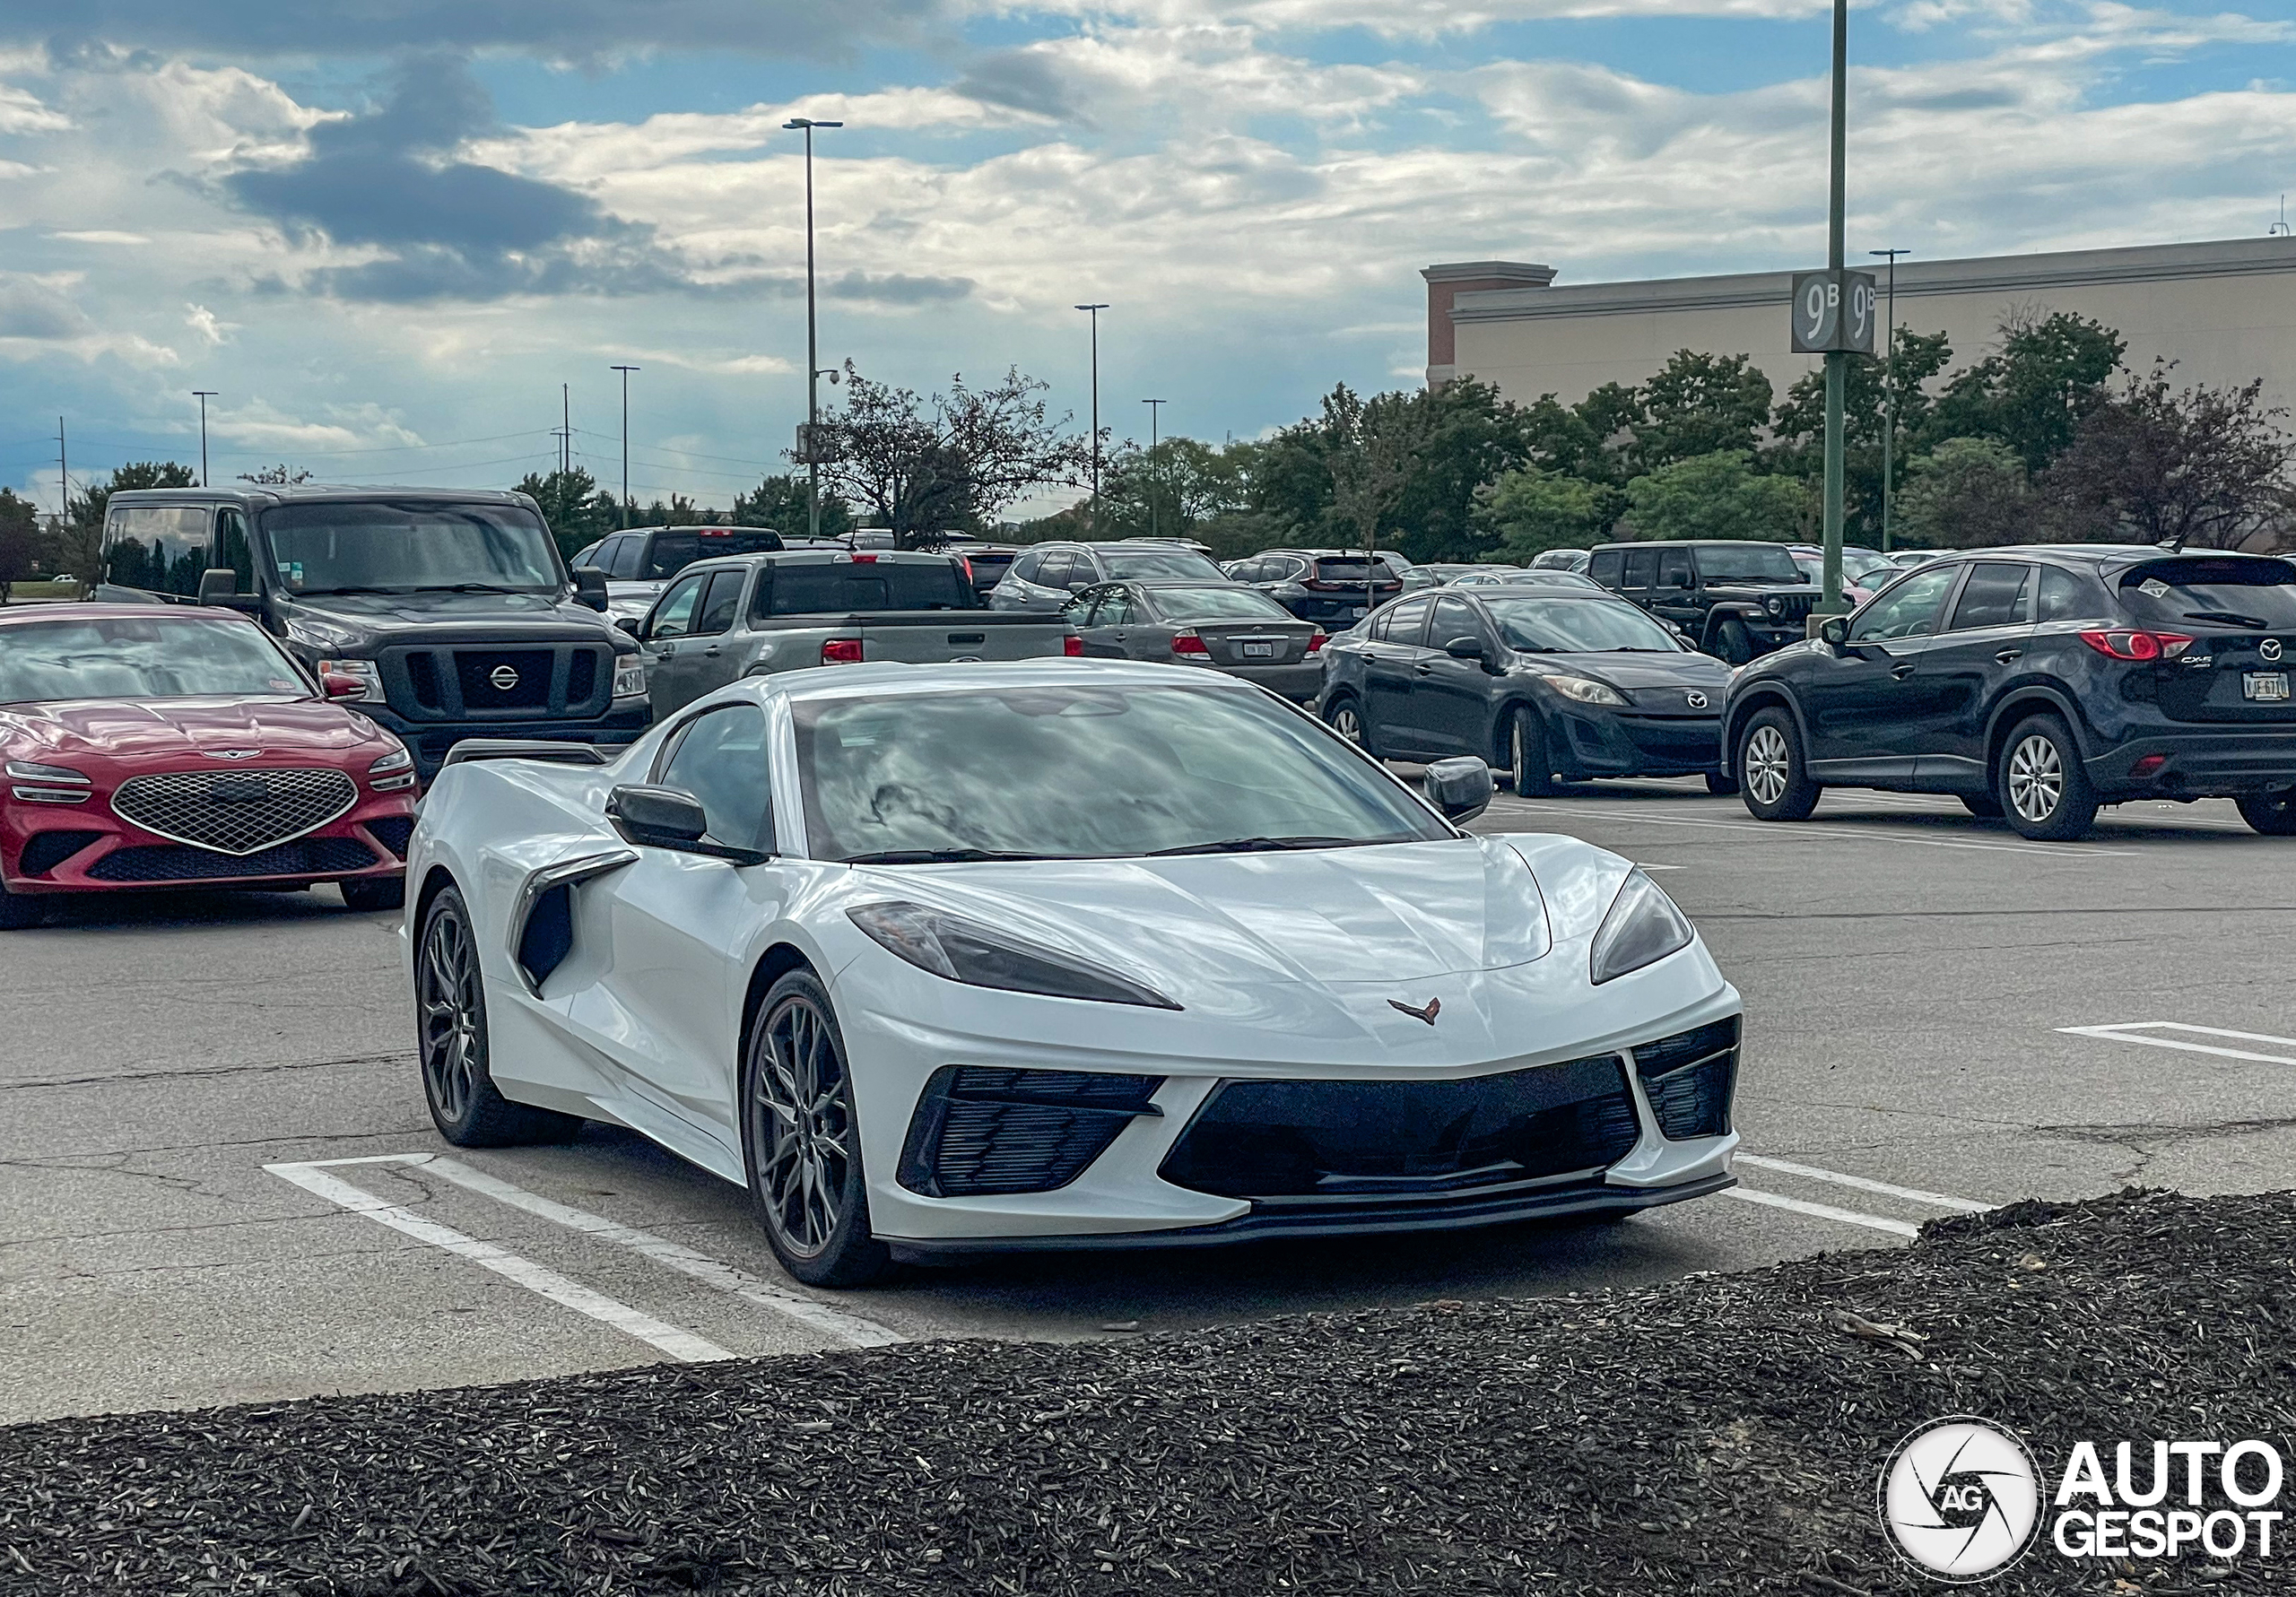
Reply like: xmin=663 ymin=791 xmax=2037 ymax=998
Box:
xmin=108 ymin=485 xmax=534 ymax=508
xmin=1591 ymin=539 xmax=1792 ymax=551
xmin=712 ymin=657 xmax=1266 ymax=707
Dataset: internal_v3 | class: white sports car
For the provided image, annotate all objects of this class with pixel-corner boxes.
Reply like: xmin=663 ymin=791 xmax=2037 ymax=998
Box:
xmin=404 ymin=660 xmax=1742 ymax=1287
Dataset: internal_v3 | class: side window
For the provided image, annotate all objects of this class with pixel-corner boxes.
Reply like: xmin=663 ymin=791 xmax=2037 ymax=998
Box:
xmin=573 ymin=537 xmax=609 ymax=571
xmin=611 ymin=537 xmax=648 ymax=579
xmin=1092 ymin=587 xmax=1134 ymax=626
xmin=1947 ymin=562 xmax=2034 ymax=631
xmin=693 ymin=570 xmax=743 ymax=636
xmin=1009 ymin=549 xmax=1044 ymax=584
xmin=217 ymin=508 xmax=254 ymax=592
xmin=1230 ymin=559 xmax=1266 ymax=583
xmin=1588 ymin=549 xmax=1623 ymax=588
xmin=1848 ymin=564 xmax=1961 ymax=643
xmin=1622 ymin=549 xmax=1658 ymax=590
xmin=648 ymin=573 xmax=707 ymax=640
xmin=1385 ymin=595 xmax=1433 ymax=647
xmin=101 ymin=505 xmax=214 ymax=597
xmin=1656 ymin=548 xmax=1692 ymax=590
xmin=1035 ymin=551 xmax=1075 ymax=590
xmin=2036 ymin=566 xmax=2096 ymax=624
xmin=657 ymin=705 xmax=772 ymax=852
xmin=1274 ymin=557 xmax=1309 ymax=582
xmin=1431 ymin=595 xmax=1481 ymax=649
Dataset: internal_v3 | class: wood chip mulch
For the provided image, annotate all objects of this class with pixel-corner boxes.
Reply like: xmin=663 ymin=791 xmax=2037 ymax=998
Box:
xmin=4 ymin=1186 xmax=2292 ymax=1595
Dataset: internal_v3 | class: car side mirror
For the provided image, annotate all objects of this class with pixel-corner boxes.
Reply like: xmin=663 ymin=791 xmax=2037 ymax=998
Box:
xmin=1442 ymin=634 xmax=1489 ymax=664
xmin=606 ymin=785 xmax=770 ymax=864
xmin=196 ymin=568 xmax=259 ymax=612
xmin=1819 ymin=616 xmax=1850 ymax=647
xmin=1422 ymin=756 xmax=1494 ymax=824
xmin=614 ymin=616 xmax=641 ymax=638
xmin=320 ymin=673 xmax=370 ymax=701
xmin=1066 ymin=578 xmax=1092 ymax=594
xmin=573 ymin=568 xmax=610 ymax=612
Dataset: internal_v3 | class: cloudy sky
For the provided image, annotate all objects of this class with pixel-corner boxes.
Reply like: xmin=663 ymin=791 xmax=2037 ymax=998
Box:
xmin=0 ymin=0 xmax=2289 ymax=515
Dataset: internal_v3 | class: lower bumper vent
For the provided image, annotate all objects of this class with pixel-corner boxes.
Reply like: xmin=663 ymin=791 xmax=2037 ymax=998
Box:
xmin=1631 ymin=1016 xmax=1738 ymax=1141
xmin=899 ymin=1066 xmax=1163 ymax=1198
xmin=87 ymin=838 xmax=378 ymax=883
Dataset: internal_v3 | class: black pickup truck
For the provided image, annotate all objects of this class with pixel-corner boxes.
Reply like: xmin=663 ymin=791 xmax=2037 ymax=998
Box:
xmin=97 ymin=485 xmax=648 ymax=779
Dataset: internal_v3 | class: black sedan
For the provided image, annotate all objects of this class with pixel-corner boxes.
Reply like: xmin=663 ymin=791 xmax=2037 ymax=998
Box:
xmin=1066 ymin=580 xmax=1325 ymax=701
xmin=1319 ymin=586 xmax=1735 ymax=794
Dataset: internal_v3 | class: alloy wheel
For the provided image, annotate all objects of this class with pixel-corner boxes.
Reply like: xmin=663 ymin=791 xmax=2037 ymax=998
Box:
xmin=1331 ymin=704 xmax=1364 ymax=746
xmin=418 ymin=905 xmax=481 ymax=1124
xmin=1744 ymin=725 xmax=1790 ymax=807
xmin=2007 ymin=733 xmax=2063 ymax=824
xmin=753 ymin=995 xmax=854 ymax=1258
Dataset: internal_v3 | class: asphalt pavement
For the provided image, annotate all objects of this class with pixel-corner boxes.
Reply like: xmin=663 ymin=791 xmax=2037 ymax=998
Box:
xmin=5 ymin=780 xmax=2292 ymax=1423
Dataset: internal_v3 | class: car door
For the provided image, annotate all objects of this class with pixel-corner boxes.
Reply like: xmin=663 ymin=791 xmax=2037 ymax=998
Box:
xmin=576 ymin=702 xmax=784 ymax=1150
xmin=1650 ymin=547 xmax=1700 ymax=631
xmin=1364 ymin=595 xmax=1434 ymax=755
xmin=1910 ymin=561 xmax=2037 ymax=788
xmin=640 ymin=572 xmax=710 ymax=716
xmin=1414 ymin=595 xmax=1499 ymax=757
xmin=673 ymin=569 xmax=747 ymax=702
xmin=1799 ymin=562 xmax=1963 ymax=782
xmin=1069 ymin=585 xmax=1128 ymax=656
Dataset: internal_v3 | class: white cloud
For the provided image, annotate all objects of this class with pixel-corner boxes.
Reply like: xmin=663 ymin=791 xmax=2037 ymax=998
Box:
xmin=52 ymin=229 xmax=149 ymax=244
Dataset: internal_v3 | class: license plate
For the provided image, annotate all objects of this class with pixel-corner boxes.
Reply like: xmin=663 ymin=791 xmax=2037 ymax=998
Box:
xmin=1241 ymin=641 xmax=1274 ymax=659
xmin=1351 ymin=606 xmax=1368 ymax=619
xmin=2245 ymin=672 xmax=2291 ymax=701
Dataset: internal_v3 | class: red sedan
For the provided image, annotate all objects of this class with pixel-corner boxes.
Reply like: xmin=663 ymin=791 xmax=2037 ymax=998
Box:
xmin=0 ymin=604 xmax=418 ymax=929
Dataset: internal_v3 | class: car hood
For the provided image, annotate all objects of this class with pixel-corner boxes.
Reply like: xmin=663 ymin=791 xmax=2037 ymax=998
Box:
xmin=288 ymin=590 xmax=630 ymax=649
xmin=0 ymin=698 xmax=385 ymax=764
xmin=1526 ymin=652 xmax=1731 ymax=691
xmin=854 ymin=836 xmax=1552 ymax=1002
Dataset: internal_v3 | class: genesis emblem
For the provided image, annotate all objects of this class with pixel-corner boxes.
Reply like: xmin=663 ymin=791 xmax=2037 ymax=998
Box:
xmin=2263 ymin=638 xmax=2283 ymax=663
xmin=490 ymin=664 xmax=520 ymax=691
xmin=203 ymin=749 xmax=262 ymax=760
xmin=1387 ymin=996 xmax=1441 ymax=1026
xmin=1685 ymin=690 xmax=1709 ymax=709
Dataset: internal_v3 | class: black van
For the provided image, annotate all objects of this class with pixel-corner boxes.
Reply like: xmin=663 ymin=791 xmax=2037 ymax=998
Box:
xmin=96 ymin=485 xmax=649 ymax=779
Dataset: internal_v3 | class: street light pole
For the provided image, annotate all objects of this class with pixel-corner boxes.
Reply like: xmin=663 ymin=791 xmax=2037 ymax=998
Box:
xmin=1868 ymin=247 xmax=1911 ymax=554
xmin=1142 ymin=398 xmax=1166 ymax=539
xmin=1075 ymin=303 xmax=1109 ymax=528
xmin=785 ymin=117 xmax=843 ymax=543
xmin=1819 ymin=0 xmax=1849 ymax=613
xmin=192 ymin=391 xmax=217 ymax=487
xmin=610 ymin=365 xmax=639 ymax=528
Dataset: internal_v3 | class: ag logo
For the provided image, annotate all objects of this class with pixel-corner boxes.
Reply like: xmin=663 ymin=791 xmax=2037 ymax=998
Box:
xmin=1879 ymin=1417 xmax=2041 ymax=1583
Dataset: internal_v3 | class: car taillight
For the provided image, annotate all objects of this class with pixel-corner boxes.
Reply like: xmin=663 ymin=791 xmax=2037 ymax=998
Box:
xmin=1305 ymin=630 xmax=1328 ymax=653
xmin=1171 ymin=629 xmax=1209 ymax=656
xmin=958 ymin=555 xmax=974 ymax=585
xmin=833 ymin=551 xmax=880 ymax=564
xmin=821 ymin=638 xmax=864 ymax=664
xmin=1063 ymin=635 xmax=1084 ymax=657
xmin=2079 ymin=629 xmax=2195 ymax=662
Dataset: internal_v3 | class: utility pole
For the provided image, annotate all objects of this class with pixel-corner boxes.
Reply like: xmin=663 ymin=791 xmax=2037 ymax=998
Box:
xmin=1869 ymin=247 xmax=1911 ymax=553
xmin=1820 ymin=0 xmax=1849 ymax=613
xmin=1142 ymin=397 xmax=1166 ymax=540
xmin=611 ymin=365 xmax=639 ymax=528
xmin=1075 ymin=303 xmax=1109 ymax=527
xmin=555 ymin=384 xmax=571 ymax=477
xmin=55 ymin=417 xmax=67 ymax=521
xmin=785 ymin=117 xmax=843 ymax=542
xmin=192 ymin=391 xmax=218 ymax=487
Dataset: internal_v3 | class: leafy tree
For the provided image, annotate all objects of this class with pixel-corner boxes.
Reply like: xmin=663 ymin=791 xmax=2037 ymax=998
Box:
xmin=733 ymin=473 xmax=851 ymax=537
xmin=1631 ymin=352 xmax=1774 ymax=473
xmin=2039 ymin=363 xmax=2296 ymax=549
xmin=1622 ymin=451 xmax=1812 ymax=542
xmin=1770 ymin=326 xmax=1954 ymax=541
xmin=239 ymin=464 xmax=314 ymax=485
xmin=1320 ymin=386 xmax=1427 ymax=564
xmin=1894 ymin=438 xmax=2034 ymax=549
xmin=512 ymin=468 xmax=622 ymax=559
xmin=0 ymin=488 xmax=37 ymax=602
xmin=57 ymin=462 xmax=199 ymax=578
xmin=1470 ymin=466 xmax=1611 ymax=559
xmin=1099 ymin=438 xmax=1248 ymax=541
xmin=1925 ymin=310 xmax=2124 ymax=477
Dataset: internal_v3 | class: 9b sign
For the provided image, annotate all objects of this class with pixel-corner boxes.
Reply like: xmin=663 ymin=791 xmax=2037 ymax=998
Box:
xmin=1790 ymin=269 xmax=1879 ymax=354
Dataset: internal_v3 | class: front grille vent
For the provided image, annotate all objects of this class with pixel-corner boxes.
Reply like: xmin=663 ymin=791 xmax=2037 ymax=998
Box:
xmin=1631 ymin=1016 xmax=1739 ymax=1141
xmin=112 ymin=768 xmax=357 ymax=856
xmin=88 ymin=838 xmax=377 ymax=882
xmin=455 ymin=650 xmax=553 ymax=710
xmin=898 ymin=1066 xmax=1163 ymax=1197
xmin=19 ymin=830 xmax=103 ymax=877
xmin=365 ymin=815 xmax=417 ymax=859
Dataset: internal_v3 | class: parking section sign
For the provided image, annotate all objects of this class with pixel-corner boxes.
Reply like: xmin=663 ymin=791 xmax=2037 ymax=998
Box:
xmin=1790 ymin=269 xmax=1879 ymax=354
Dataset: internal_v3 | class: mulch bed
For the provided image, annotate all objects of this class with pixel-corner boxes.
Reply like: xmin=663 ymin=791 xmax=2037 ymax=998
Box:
xmin=5 ymin=1187 xmax=2293 ymax=1595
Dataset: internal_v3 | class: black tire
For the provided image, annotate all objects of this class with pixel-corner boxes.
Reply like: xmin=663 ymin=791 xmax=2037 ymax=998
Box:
xmin=742 ymin=969 xmax=891 ymax=1289
xmin=1711 ymin=617 xmax=1754 ymax=666
xmin=0 ymin=879 xmax=44 ymax=930
xmin=1996 ymin=714 xmax=2099 ymax=841
xmin=2235 ymin=788 xmax=2296 ymax=835
xmin=1704 ymin=770 xmax=1739 ymax=797
xmin=415 ymin=887 xmax=584 ymax=1147
xmin=341 ymin=875 xmax=406 ymax=913
xmin=1735 ymin=707 xmax=1820 ymax=821
xmin=1505 ymin=707 xmax=1555 ymax=796
xmin=1324 ymin=693 xmax=1375 ymax=758
xmin=1960 ymin=793 xmax=2005 ymax=820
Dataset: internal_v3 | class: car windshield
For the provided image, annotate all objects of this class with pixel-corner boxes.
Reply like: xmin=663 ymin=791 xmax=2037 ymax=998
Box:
xmin=0 ymin=616 xmax=308 ymax=704
xmin=644 ymin=531 xmax=781 ymax=579
xmin=1148 ymin=587 xmax=1293 ymax=622
xmin=260 ymin=500 xmax=560 ymax=595
xmin=2117 ymin=557 xmax=2296 ymax=629
xmin=1698 ymin=544 xmax=1802 ymax=583
xmin=795 ymin=684 xmax=1450 ymax=861
xmin=1100 ymin=549 xmax=1227 ymax=581
xmin=1485 ymin=596 xmax=1683 ymax=653
xmin=1504 ymin=571 xmax=1602 ymax=591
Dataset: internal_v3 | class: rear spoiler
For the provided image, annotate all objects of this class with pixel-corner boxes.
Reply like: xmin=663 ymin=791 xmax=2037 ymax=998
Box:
xmin=440 ymin=741 xmax=612 ymax=770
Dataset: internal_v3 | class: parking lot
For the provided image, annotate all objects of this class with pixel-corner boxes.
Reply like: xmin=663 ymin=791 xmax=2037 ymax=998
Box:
xmin=5 ymin=779 xmax=2292 ymax=1425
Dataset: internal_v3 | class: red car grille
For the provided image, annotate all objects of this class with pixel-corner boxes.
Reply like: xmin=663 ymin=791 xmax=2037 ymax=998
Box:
xmin=109 ymin=768 xmax=358 ymax=856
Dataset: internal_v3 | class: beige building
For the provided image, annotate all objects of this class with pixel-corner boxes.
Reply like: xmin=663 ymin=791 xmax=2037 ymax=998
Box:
xmin=1425 ymin=238 xmax=2296 ymax=412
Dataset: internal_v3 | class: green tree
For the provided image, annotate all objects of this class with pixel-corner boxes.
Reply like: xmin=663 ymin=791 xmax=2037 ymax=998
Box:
xmin=1622 ymin=451 xmax=1812 ymax=542
xmin=1770 ymin=326 xmax=1954 ymax=541
xmin=1631 ymin=352 xmax=1774 ymax=473
xmin=1470 ymin=466 xmax=1610 ymax=559
xmin=512 ymin=468 xmax=622 ymax=559
xmin=0 ymin=488 xmax=37 ymax=601
xmin=1894 ymin=438 xmax=2033 ymax=549
xmin=1099 ymin=437 xmax=1248 ymax=541
xmin=733 ymin=473 xmax=851 ymax=537
xmin=1924 ymin=309 xmax=2124 ymax=477
xmin=239 ymin=464 xmax=313 ymax=485
xmin=2039 ymin=363 xmax=2296 ymax=549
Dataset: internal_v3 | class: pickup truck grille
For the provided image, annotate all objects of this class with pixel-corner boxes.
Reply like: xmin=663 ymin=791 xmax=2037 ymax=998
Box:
xmin=378 ymin=644 xmax=615 ymax=723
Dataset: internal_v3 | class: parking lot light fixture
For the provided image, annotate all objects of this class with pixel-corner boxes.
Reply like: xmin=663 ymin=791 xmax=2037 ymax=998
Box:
xmin=192 ymin=391 xmax=218 ymax=487
xmin=786 ymin=117 xmax=843 ymax=542
xmin=1075 ymin=304 xmax=1109 ymax=527
xmin=1869 ymin=248 xmax=1911 ymax=554
xmin=610 ymin=365 xmax=639 ymax=528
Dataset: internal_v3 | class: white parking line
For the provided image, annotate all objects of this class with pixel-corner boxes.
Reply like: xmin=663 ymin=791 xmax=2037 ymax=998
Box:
xmin=269 ymin=1153 xmax=904 ymax=1349
xmin=2057 ymin=1021 xmax=2296 ymax=1067
xmin=1734 ymin=1153 xmax=1989 ymax=1213
xmin=1721 ymin=1186 xmax=1920 ymax=1237
xmin=1493 ymin=801 xmax=2133 ymax=858
xmin=265 ymin=1159 xmax=733 ymax=1362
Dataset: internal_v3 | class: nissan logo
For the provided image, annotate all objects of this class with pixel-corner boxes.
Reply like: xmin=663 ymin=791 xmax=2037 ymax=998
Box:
xmin=2264 ymin=638 xmax=2284 ymax=663
xmin=1686 ymin=690 xmax=1709 ymax=709
xmin=490 ymin=665 xmax=520 ymax=691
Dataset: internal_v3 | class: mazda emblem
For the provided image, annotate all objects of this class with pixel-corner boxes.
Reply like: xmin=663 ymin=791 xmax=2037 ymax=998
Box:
xmin=1686 ymin=690 xmax=1709 ymax=709
xmin=2264 ymin=638 xmax=2283 ymax=663
xmin=490 ymin=664 xmax=520 ymax=691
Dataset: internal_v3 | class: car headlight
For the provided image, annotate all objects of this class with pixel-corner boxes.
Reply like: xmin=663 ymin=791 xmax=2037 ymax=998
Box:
xmin=315 ymin=659 xmax=384 ymax=701
xmin=848 ymin=900 xmax=1180 ymax=1010
xmin=1589 ymin=868 xmax=1694 ymax=985
xmin=368 ymin=745 xmax=416 ymax=792
xmin=1766 ymin=596 xmax=1784 ymax=616
xmin=613 ymin=658 xmax=648 ymax=699
xmin=286 ymin=615 xmax=361 ymax=651
xmin=6 ymin=759 xmax=92 ymax=803
xmin=1546 ymin=674 xmax=1630 ymax=707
